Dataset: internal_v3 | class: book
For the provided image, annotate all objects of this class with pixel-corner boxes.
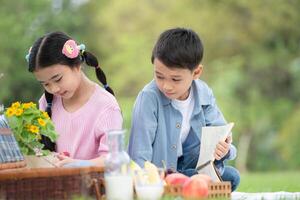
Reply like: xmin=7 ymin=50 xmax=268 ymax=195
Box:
xmin=196 ymin=123 xmax=234 ymax=182
xmin=0 ymin=115 xmax=26 ymax=169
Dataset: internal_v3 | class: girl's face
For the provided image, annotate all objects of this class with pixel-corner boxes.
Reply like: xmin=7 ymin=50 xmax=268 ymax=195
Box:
xmin=33 ymin=64 xmax=81 ymax=99
xmin=154 ymin=58 xmax=202 ymax=100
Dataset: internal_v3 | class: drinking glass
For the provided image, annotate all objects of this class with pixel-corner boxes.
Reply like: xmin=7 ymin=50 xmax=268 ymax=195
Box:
xmin=134 ymin=168 xmax=165 ymax=200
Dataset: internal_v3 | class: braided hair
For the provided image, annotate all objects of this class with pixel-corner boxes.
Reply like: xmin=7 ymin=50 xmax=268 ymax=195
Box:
xmin=27 ymin=31 xmax=114 ymax=151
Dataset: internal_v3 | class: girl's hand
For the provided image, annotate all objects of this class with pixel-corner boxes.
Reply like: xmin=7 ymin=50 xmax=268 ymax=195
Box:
xmin=214 ymin=135 xmax=232 ymax=160
xmin=55 ymin=153 xmax=76 ymax=167
xmin=55 ymin=153 xmax=95 ymax=167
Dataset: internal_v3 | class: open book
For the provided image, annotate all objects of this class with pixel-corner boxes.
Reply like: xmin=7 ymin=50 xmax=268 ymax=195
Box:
xmin=196 ymin=123 xmax=234 ymax=182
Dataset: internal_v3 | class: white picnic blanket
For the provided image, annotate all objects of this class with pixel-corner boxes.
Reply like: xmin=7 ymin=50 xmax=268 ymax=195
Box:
xmin=232 ymin=191 xmax=300 ymax=200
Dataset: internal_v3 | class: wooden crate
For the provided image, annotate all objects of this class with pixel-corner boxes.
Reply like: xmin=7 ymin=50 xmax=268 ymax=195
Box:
xmin=164 ymin=181 xmax=231 ymax=199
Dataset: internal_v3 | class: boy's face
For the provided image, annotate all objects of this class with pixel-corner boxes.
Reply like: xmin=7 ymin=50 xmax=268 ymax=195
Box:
xmin=154 ymin=58 xmax=202 ymax=100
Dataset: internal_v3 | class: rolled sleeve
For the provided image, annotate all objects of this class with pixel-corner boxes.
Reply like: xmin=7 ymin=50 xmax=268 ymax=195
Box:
xmin=227 ymin=144 xmax=237 ymax=160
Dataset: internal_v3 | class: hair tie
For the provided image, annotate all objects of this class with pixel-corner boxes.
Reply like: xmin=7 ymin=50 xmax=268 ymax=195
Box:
xmin=25 ymin=47 xmax=32 ymax=62
xmin=78 ymin=44 xmax=86 ymax=52
xmin=104 ymin=84 xmax=109 ymax=89
xmin=62 ymin=40 xmax=86 ymax=59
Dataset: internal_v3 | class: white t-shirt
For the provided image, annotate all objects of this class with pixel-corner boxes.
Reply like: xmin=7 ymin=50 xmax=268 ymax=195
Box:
xmin=171 ymin=88 xmax=195 ymax=157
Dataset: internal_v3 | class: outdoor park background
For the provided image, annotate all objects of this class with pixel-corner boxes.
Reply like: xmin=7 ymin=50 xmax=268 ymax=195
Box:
xmin=0 ymin=0 xmax=299 ymax=192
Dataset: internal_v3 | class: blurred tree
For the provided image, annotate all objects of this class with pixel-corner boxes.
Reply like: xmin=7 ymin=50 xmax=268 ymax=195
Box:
xmin=0 ymin=0 xmax=88 ymax=105
xmin=1 ymin=0 xmax=299 ymax=171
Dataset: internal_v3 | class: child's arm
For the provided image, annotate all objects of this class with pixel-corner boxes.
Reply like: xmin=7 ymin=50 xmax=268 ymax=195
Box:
xmin=55 ymin=154 xmax=105 ymax=167
xmin=203 ymin=85 xmax=237 ymax=161
xmin=128 ymin=91 xmax=158 ymax=168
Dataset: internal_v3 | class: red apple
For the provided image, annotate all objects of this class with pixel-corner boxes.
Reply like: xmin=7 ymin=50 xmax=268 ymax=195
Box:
xmin=182 ymin=178 xmax=209 ymax=199
xmin=62 ymin=151 xmax=70 ymax=157
xmin=191 ymin=174 xmax=212 ymax=185
xmin=165 ymin=173 xmax=190 ymax=186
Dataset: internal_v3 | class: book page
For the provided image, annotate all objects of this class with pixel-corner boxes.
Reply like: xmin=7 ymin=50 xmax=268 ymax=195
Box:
xmin=198 ymin=161 xmax=221 ymax=182
xmin=196 ymin=123 xmax=234 ymax=181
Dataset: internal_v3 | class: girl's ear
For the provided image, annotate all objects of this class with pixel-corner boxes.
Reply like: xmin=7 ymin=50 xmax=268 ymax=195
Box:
xmin=192 ymin=64 xmax=203 ymax=79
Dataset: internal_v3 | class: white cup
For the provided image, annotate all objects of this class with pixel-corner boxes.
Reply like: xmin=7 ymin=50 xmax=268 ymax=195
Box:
xmin=134 ymin=169 xmax=165 ymax=200
xmin=105 ymin=173 xmax=134 ymax=200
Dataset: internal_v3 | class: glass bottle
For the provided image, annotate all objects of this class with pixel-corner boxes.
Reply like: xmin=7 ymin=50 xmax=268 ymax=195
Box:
xmin=104 ymin=130 xmax=133 ymax=200
xmin=105 ymin=129 xmax=130 ymax=174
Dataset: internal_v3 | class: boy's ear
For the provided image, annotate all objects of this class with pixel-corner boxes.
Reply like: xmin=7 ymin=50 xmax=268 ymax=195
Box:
xmin=192 ymin=64 xmax=203 ymax=79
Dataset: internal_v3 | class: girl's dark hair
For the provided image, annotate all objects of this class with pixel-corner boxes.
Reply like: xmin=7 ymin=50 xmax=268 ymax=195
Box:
xmin=27 ymin=31 xmax=114 ymax=151
xmin=151 ymin=27 xmax=203 ymax=71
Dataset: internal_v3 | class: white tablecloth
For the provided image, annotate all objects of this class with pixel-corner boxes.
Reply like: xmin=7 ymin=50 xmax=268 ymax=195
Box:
xmin=232 ymin=191 xmax=300 ymax=200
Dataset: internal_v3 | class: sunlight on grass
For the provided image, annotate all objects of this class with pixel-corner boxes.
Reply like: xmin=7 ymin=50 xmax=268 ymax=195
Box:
xmin=238 ymin=171 xmax=300 ymax=192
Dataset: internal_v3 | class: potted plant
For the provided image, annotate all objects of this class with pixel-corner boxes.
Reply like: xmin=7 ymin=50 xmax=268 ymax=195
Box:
xmin=3 ymin=101 xmax=58 ymax=155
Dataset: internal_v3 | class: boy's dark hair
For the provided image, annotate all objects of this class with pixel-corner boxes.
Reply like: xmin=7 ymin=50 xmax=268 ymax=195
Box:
xmin=151 ymin=28 xmax=203 ymax=70
xmin=27 ymin=31 xmax=114 ymax=151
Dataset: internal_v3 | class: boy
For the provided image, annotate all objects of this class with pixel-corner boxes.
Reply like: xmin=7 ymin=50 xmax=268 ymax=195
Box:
xmin=128 ymin=28 xmax=240 ymax=191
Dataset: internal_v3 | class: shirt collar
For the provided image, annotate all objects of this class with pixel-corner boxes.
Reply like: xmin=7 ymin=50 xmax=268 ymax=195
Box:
xmin=159 ymin=79 xmax=211 ymax=108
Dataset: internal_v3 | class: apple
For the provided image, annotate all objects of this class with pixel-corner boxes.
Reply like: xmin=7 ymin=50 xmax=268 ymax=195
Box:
xmin=165 ymin=173 xmax=189 ymax=186
xmin=191 ymin=174 xmax=212 ymax=185
xmin=182 ymin=178 xmax=209 ymax=199
xmin=62 ymin=151 xmax=70 ymax=157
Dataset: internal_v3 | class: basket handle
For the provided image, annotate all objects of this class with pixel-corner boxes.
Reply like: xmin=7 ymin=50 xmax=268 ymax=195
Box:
xmin=92 ymin=177 xmax=105 ymax=200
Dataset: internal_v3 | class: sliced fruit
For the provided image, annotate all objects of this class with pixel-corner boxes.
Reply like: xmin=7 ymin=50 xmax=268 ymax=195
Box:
xmin=144 ymin=161 xmax=160 ymax=184
xmin=130 ymin=160 xmax=142 ymax=172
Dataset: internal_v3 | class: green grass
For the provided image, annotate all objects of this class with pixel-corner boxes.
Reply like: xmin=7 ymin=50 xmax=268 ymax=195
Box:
xmin=237 ymin=171 xmax=300 ymax=192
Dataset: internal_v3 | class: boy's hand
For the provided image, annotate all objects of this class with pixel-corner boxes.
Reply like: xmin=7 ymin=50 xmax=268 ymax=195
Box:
xmin=214 ymin=135 xmax=232 ymax=160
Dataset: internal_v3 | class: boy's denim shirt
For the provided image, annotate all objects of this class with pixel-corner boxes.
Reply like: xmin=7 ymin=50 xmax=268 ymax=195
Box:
xmin=128 ymin=79 xmax=237 ymax=174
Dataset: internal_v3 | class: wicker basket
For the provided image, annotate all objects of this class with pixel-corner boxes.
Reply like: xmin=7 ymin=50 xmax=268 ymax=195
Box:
xmin=0 ymin=166 xmax=105 ymax=200
xmin=164 ymin=181 xmax=231 ymax=199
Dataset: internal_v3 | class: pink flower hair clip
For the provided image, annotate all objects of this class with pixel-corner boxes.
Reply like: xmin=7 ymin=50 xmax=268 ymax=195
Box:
xmin=62 ymin=40 xmax=85 ymax=59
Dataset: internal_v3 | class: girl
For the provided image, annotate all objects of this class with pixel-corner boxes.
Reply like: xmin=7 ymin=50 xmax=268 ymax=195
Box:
xmin=26 ymin=31 xmax=123 ymax=167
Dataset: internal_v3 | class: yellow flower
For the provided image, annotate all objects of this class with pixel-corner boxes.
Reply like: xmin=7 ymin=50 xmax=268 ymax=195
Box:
xmin=11 ymin=102 xmax=21 ymax=109
xmin=5 ymin=107 xmax=16 ymax=117
xmin=30 ymin=102 xmax=37 ymax=108
xmin=29 ymin=125 xmax=39 ymax=134
xmin=38 ymin=118 xmax=46 ymax=126
xmin=15 ymin=108 xmax=24 ymax=116
xmin=23 ymin=103 xmax=32 ymax=109
xmin=42 ymin=111 xmax=50 ymax=119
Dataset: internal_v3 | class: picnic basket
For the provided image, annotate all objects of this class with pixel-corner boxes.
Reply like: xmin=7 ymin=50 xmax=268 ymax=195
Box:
xmin=164 ymin=181 xmax=231 ymax=199
xmin=0 ymin=123 xmax=105 ymax=199
xmin=0 ymin=166 xmax=105 ymax=200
